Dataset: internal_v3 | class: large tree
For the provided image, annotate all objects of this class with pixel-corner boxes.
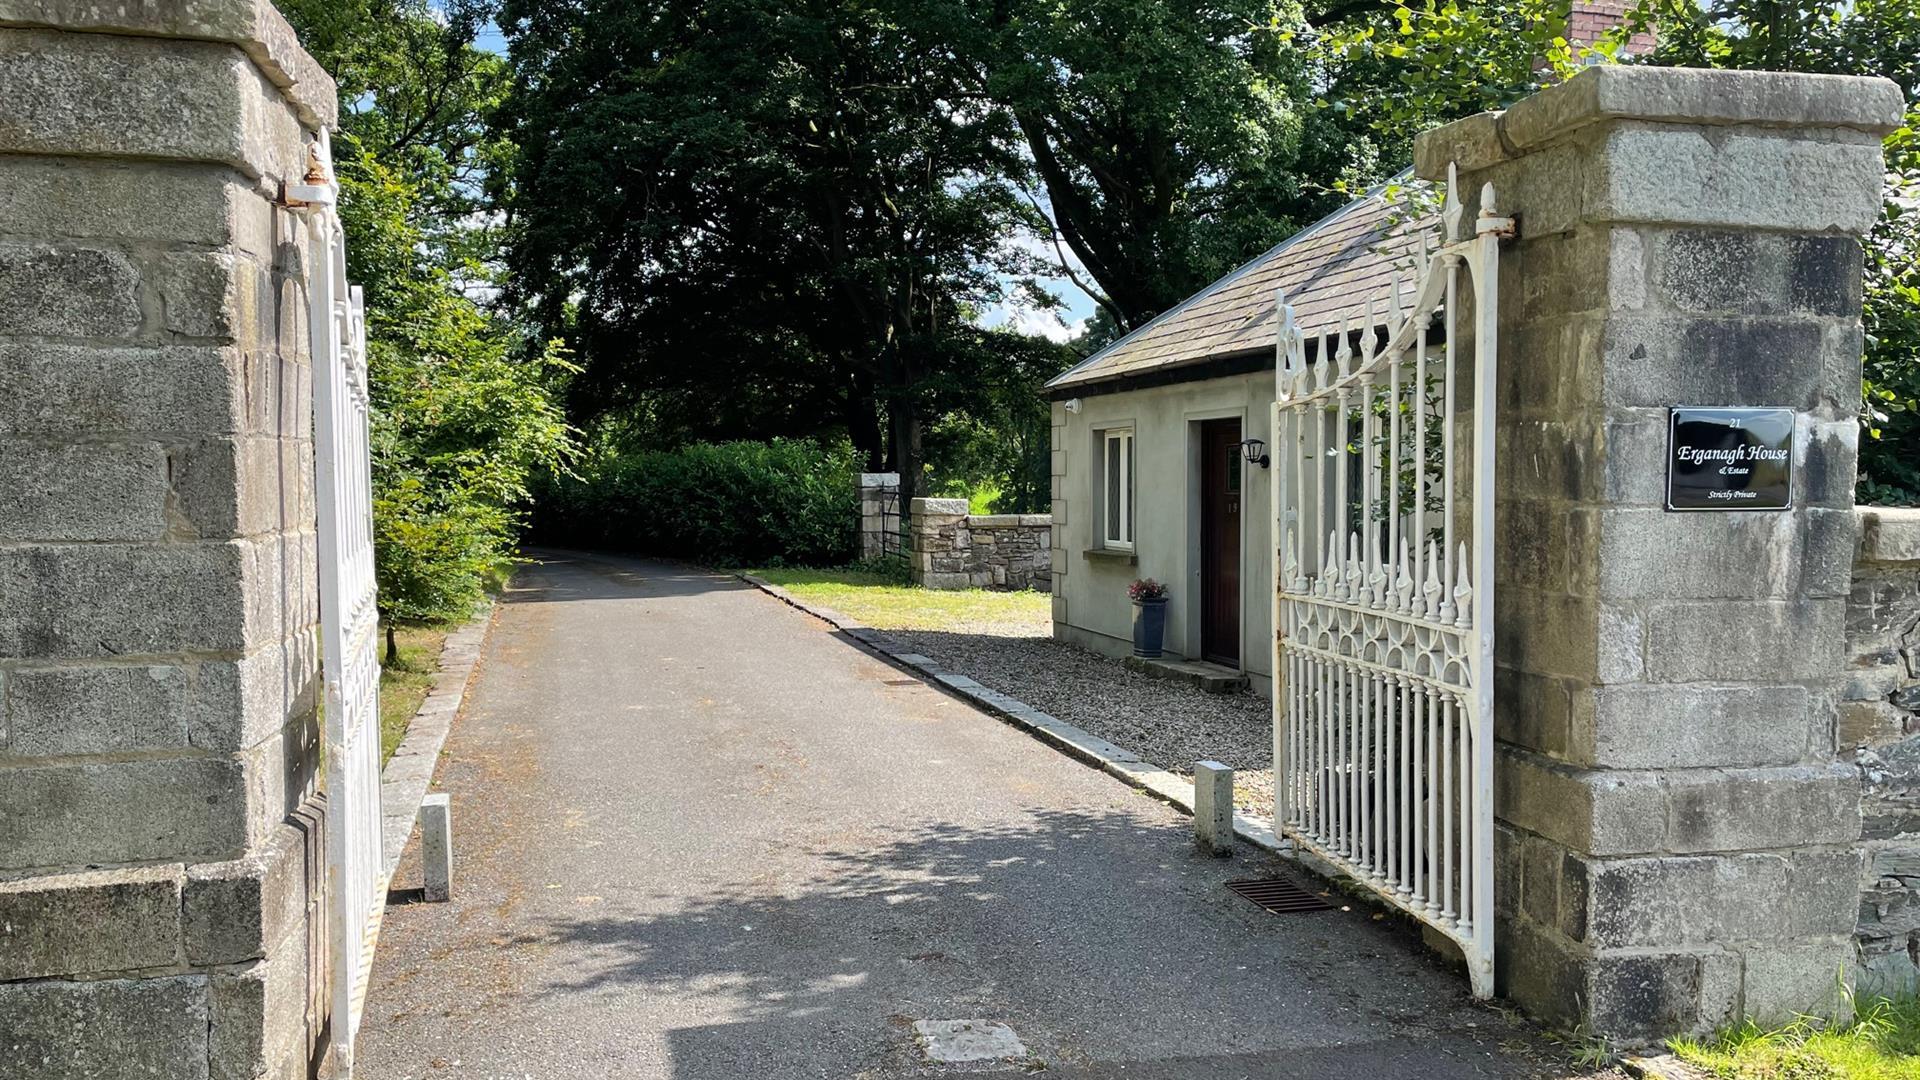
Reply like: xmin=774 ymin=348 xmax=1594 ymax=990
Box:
xmin=281 ymin=0 xmax=575 ymax=648
xmin=498 ymin=0 xmax=1052 ymax=493
xmin=929 ymin=0 xmax=1374 ymax=330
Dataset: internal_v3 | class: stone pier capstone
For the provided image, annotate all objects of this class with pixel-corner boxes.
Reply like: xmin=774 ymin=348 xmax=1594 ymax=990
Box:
xmin=1414 ymin=65 xmax=1905 ymax=1039
xmin=0 ymin=2 xmax=338 ymax=1076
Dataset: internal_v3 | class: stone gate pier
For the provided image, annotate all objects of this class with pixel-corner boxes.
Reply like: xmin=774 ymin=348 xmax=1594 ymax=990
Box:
xmin=1417 ymin=66 xmax=1907 ymax=1038
xmin=0 ymin=3 xmax=336 ymax=1077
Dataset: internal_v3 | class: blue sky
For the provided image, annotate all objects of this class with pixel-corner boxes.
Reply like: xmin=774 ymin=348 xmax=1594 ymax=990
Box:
xmin=473 ymin=19 xmax=507 ymax=54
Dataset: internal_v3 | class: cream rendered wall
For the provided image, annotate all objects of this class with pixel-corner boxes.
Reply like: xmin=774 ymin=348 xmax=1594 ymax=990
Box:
xmin=1051 ymin=369 xmax=1278 ymax=695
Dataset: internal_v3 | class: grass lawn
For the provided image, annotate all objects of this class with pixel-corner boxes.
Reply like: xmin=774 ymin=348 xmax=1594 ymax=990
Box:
xmin=1672 ymin=997 xmax=1920 ymax=1079
xmin=378 ymin=624 xmax=449 ymax=764
xmin=746 ymin=567 xmax=1050 ymax=635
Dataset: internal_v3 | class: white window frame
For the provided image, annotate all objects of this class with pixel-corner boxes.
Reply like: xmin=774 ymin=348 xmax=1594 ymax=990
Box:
xmin=1100 ymin=427 xmax=1135 ymax=551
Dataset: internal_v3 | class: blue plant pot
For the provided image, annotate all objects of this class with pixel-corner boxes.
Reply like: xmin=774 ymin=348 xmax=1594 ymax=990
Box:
xmin=1132 ymin=597 xmax=1168 ymax=658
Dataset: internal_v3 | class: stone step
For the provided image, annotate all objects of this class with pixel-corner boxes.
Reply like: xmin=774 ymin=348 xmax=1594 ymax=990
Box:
xmin=1122 ymin=656 xmax=1249 ymax=694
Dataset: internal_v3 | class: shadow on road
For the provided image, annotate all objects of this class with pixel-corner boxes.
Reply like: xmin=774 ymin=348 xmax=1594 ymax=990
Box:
xmin=526 ymin=806 xmax=1588 ymax=1079
xmin=508 ymin=548 xmax=751 ymax=606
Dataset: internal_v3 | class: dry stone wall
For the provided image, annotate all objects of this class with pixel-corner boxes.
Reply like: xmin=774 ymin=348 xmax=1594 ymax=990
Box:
xmin=0 ymin=3 xmax=337 ymax=1076
xmin=909 ymin=498 xmax=1052 ymax=591
xmin=1848 ymin=508 xmax=1920 ymax=991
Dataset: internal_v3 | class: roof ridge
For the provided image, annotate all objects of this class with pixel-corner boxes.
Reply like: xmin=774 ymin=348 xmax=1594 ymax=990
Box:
xmin=1049 ymin=168 xmax=1426 ymax=393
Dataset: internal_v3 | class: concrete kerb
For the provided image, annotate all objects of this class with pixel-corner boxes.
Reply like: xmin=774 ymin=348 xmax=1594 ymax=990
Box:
xmin=735 ymin=572 xmax=1285 ymax=854
xmin=379 ymin=600 xmax=496 ymax=881
xmin=1621 ymin=1053 xmax=1712 ymax=1080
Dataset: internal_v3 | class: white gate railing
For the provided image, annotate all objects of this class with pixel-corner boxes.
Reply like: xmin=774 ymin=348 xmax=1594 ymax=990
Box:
xmin=290 ymin=131 xmax=386 ymax=1076
xmin=1269 ymin=165 xmax=1507 ymax=997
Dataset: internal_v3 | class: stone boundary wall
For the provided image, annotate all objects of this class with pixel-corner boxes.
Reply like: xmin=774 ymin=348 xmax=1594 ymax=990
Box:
xmin=1848 ymin=507 xmax=1920 ymax=991
xmin=909 ymin=497 xmax=1052 ymax=590
xmin=0 ymin=3 xmax=338 ymax=1076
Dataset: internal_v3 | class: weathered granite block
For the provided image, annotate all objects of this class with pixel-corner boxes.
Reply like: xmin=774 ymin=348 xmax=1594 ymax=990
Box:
xmin=171 ymin=436 xmax=316 ymax=539
xmin=0 ymin=157 xmax=250 ymax=247
xmin=1494 ymin=748 xmax=1666 ymax=856
xmin=1642 ymin=598 xmax=1845 ymax=683
xmin=0 ymin=27 xmax=311 ymax=181
xmin=0 ymin=0 xmax=339 ymax=130
xmin=183 ymin=814 xmax=317 ymax=967
xmin=208 ymin=936 xmax=309 ymax=1080
xmin=0 ymin=439 xmax=171 ymax=542
xmin=1743 ymin=937 xmax=1855 ymax=1023
xmin=1573 ymin=850 xmax=1860 ymax=948
xmin=1664 ymin=764 xmax=1860 ymax=853
xmin=2 ymin=634 xmax=318 ymax=759
xmin=0 ymin=866 xmax=185 ymax=980
xmin=0 ymin=244 xmax=142 ymax=337
xmin=1582 ymin=683 xmax=1810 ymax=769
xmin=0 ymin=976 xmax=212 ymax=1080
xmin=0 ymin=541 xmax=251 ymax=658
xmin=0 ymin=343 xmax=254 ymax=436
xmin=0 ymin=757 xmax=251 ymax=870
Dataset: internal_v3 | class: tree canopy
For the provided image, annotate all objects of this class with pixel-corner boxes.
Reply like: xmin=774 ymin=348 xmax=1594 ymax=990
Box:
xmin=492 ymin=0 xmax=1414 ymax=497
xmin=943 ymin=0 xmax=1375 ymax=330
xmin=280 ymin=0 xmax=577 ymax=643
xmin=283 ymin=0 xmax=1920 ymax=580
xmin=498 ymin=0 xmax=1076 ymax=495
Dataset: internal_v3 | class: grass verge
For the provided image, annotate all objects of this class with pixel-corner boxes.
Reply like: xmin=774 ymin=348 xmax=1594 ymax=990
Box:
xmin=1672 ymin=996 xmax=1920 ymax=1078
xmin=378 ymin=624 xmax=449 ymax=764
xmin=745 ymin=567 xmax=1050 ymax=634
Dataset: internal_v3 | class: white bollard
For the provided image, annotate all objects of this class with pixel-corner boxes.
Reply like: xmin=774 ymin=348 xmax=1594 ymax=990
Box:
xmin=1194 ymin=761 xmax=1234 ymax=857
xmin=420 ymin=793 xmax=453 ymax=901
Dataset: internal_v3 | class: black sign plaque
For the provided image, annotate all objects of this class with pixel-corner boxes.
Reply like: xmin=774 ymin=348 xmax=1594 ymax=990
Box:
xmin=1666 ymin=407 xmax=1794 ymax=511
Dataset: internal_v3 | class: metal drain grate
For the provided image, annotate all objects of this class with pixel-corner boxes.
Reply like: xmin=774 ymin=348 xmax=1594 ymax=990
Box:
xmin=1225 ymin=877 xmax=1336 ymax=914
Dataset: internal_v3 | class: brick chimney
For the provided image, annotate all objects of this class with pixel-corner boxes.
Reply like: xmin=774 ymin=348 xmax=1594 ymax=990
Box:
xmin=1569 ymin=0 xmax=1656 ymax=55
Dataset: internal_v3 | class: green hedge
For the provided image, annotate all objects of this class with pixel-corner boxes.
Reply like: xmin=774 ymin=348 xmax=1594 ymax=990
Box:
xmin=533 ymin=439 xmax=860 ymax=567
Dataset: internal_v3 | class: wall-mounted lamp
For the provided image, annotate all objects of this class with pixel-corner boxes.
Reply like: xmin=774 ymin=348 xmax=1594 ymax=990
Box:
xmin=1064 ymin=398 xmax=1083 ymax=414
xmin=1240 ymin=438 xmax=1270 ymax=469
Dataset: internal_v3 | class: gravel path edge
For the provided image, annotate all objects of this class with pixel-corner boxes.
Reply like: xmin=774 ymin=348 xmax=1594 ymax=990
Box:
xmin=736 ymin=571 xmax=1286 ymax=855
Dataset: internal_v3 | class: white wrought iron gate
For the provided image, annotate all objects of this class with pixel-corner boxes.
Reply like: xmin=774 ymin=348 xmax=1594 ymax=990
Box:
xmin=290 ymin=132 xmax=386 ymax=1075
xmin=1270 ymin=166 xmax=1507 ymax=997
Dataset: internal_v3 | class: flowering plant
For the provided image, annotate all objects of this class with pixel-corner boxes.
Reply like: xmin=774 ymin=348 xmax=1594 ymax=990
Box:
xmin=1128 ymin=578 xmax=1167 ymax=602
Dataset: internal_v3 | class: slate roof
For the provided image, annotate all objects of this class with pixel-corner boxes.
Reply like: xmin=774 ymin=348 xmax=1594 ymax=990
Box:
xmin=1049 ymin=173 xmax=1431 ymax=393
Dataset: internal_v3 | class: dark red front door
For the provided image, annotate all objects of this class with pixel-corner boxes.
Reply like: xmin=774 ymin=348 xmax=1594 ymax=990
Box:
xmin=1201 ymin=419 xmax=1243 ymax=666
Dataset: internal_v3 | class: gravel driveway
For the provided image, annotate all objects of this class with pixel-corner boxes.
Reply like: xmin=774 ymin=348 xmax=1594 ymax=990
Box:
xmin=881 ymin=617 xmax=1276 ymax=811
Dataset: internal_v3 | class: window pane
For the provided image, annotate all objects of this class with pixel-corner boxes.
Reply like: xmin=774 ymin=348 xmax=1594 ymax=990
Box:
xmin=1123 ymin=434 xmax=1134 ymax=544
xmin=1106 ymin=435 xmax=1121 ymax=542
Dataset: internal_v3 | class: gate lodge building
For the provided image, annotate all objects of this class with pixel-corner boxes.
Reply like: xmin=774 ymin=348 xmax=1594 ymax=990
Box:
xmin=1045 ymin=179 xmax=1422 ymax=691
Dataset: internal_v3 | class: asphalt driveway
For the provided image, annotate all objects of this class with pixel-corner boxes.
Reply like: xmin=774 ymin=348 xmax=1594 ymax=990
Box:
xmin=356 ymin=551 xmax=1600 ymax=1080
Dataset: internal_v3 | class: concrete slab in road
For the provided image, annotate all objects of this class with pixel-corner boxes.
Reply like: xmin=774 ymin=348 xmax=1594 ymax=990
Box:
xmin=357 ymin=551 xmax=1608 ymax=1080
